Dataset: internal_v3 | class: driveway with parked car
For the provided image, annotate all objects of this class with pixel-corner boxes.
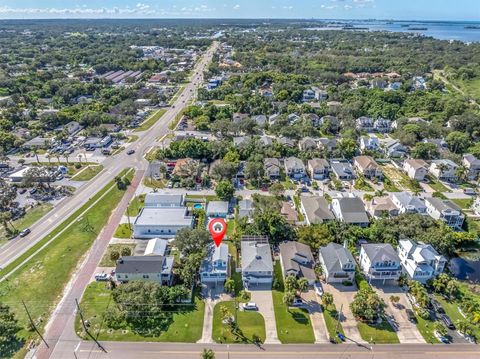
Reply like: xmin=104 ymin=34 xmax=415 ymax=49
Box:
xmin=249 ymin=290 xmax=281 ymax=344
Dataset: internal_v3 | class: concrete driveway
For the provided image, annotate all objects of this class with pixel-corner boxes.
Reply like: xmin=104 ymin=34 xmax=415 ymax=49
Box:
xmin=372 ymin=284 xmax=425 ymax=343
xmin=249 ymin=290 xmax=281 ymax=344
xmin=198 ymin=284 xmax=229 ymax=344
xmin=300 ymin=289 xmax=330 ymax=343
xmin=323 ymin=282 xmax=364 ymax=343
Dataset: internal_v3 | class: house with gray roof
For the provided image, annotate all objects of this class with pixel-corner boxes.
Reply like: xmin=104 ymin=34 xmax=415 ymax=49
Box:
xmin=144 ymin=193 xmax=184 ymax=208
xmin=233 ymin=136 xmax=251 ymax=148
xmin=330 ymin=160 xmax=354 ymax=180
xmin=425 ymin=197 xmax=464 ymax=230
xmin=318 ymin=243 xmax=356 ymax=283
xmin=398 ymin=239 xmax=446 ymax=283
xmin=462 ymin=154 xmax=480 ymax=181
xmin=307 ymin=158 xmax=330 ymax=180
xmin=241 ymin=239 xmax=273 ymax=289
xmin=391 ymin=192 xmax=427 ymax=215
xmin=206 ymin=201 xmax=229 ymax=218
xmin=264 ymin=158 xmax=281 ymax=179
xmin=331 ymin=197 xmax=369 ymax=227
xmin=115 ymin=255 xmax=174 ymax=285
xmin=300 ymin=196 xmax=335 ymax=225
xmin=279 ymin=241 xmax=316 ymax=285
xmin=359 ymin=243 xmax=402 ymax=283
xmin=252 ymin=115 xmax=267 ymax=127
xmin=429 ymin=159 xmax=458 ymax=182
xmin=384 ymin=139 xmax=407 ymax=158
xmin=133 ymin=206 xmax=194 ymax=239
xmin=317 ymin=137 xmax=337 ymax=152
xmin=200 ymin=243 xmax=229 ymax=285
xmin=284 ymin=157 xmax=306 ymax=179
xmin=298 ymin=137 xmax=318 ymax=151
xmin=238 ymin=199 xmax=254 ymax=219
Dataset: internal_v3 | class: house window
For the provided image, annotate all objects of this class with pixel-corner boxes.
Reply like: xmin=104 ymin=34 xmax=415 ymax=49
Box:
xmin=143 ymin=274 xmax=149 ymax=279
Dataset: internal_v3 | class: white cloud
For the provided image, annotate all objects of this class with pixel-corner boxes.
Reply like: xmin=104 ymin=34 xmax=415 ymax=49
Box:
xmin=233 ymin=4 xmax=240 ymax=10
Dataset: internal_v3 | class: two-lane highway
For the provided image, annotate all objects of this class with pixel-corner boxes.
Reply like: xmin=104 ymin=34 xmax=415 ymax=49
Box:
xmin=0 ymin=41 xmax=218 ymax=272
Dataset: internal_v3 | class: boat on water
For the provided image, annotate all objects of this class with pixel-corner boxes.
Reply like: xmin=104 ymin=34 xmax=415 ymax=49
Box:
xmin=465 ymin=25 xmax=480 ymax=29
xmin=409 ymin=27 xmax=428 ymax=31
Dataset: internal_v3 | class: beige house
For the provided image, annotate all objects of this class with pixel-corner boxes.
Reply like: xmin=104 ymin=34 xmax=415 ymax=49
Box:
xmin=353 ymin=156 xmax=383 ymax=179
xmin=403 ymin=159 xmax=428 ymax=181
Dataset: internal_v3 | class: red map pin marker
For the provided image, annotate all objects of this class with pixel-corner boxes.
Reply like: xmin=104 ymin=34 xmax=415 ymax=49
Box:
xmin=208 ymin=218 xmax=227 ymax=247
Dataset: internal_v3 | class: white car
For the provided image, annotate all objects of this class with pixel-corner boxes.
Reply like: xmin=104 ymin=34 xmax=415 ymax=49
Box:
xmin=314 ymin=282 xmax=324 ymax=297
xmin=291 ymin=298 xmax=305 ymax=307
xmin=242 ymin=302 xmax=257 ymax=311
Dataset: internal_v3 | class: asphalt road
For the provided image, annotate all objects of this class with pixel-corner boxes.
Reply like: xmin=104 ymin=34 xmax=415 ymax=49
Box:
xmin=65 ymin=341 xmax=480 ymax=359
xmin=0 ymin=42 xmax=218 ymax=271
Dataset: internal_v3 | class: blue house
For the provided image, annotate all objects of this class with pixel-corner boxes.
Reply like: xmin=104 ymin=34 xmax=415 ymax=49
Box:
xmin=200 ymin=243 xmax=229 ymax=285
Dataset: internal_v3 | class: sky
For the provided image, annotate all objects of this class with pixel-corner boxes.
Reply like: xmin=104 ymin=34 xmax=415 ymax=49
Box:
xmin=0 ymin=0 xmax=479 ymax=21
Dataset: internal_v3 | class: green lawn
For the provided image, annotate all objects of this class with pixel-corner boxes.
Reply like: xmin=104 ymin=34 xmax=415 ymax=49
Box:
xmin=143 ymin=177 xmax=166 ymax=189
xmin=134 ymin=109 xmax=167 ymax=132
xmin=435 ymin=295 xmax=480 ymax=340
xmin=76 ymin=283 xmax=205 ymax=342
xmin=126 ymin=194 xmax=146 ymax=216
xmin=414 ymin=313 xmax=439 ymax=344
xmin=114 ymin=223 xmax=132 ymax=238
xmin=212 ymin=301 xmax=266 ymax=343
xmin=357 ymin=321 xmax=400 ymax=344
xmin=427 ymin=177 xmax=451 ymax=193
xmin=322 ymin=304 xmax=345 ymax=343
xmin=0 ymin=203 xmax=53 ymax=244
xmin=451 ymin=198 xmax=473 ymax=210
xmin=456 ymin=77 xmax=480 ymax=103
xmin=383 ymin=176 xmax=400 ymax=192
xmin=71 ymin=165 xmax=104 ymax=181
xmin=0 ymin=169 xmax=133 ymax=357
xmin=99 ymin=244 xmax=136 ymax=266
xmin=272 ymin=261 xmax=315 ymax=343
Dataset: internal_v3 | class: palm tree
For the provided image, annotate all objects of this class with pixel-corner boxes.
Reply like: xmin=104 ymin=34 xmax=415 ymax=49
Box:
xmin=55 ymin=154 xmax=61 ymax=165
xmin=77 ymin=153 xmax=83 ymax=164
xmin=63 ymin=153 xmax=69 ymax=164
xmin=201 ymin=349 xmax=215 ymax=359
xmin=46 ymin=153 xmax=52 ymax=165
xmin=32 ymin=148 xmax=40 ymax=164
xmin=455 ymin=165 xmax=469 ymax=183
xmin=374 ymin=189 xmax=386 ymax=197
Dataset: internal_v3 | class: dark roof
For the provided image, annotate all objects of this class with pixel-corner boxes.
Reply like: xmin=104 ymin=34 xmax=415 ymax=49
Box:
xmin=116 ymin=256 xmax=164 ymax=274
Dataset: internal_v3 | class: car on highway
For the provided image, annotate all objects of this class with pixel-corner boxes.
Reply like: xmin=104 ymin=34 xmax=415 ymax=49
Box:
xmin=431 ymin=299 xmax=445 ymax=314
xmin=242 ymin=302 xmax=257 ymax=311
xmin=19 ymin=228 xmax=31 ymax=237
xmin=127 ymin=149 xmax=135 ymax=155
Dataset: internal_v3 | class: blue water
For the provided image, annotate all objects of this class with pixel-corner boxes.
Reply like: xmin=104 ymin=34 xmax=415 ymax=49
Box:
xmin=193 ymin=203 xmax=203 ymax=209
xmin=311 ymin=20 xmax=480 ymax=43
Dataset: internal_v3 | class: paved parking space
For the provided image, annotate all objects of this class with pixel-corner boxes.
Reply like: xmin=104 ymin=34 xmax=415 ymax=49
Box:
xmin=323 ymin=283 xmax=364 ymax=343
xmin=372 ymin=284 xmax=425 ymax=343
xmin=300 ymin=290 xmax=330 ymax=343
xmin=249 ymin=290 xmax=281 ymax=344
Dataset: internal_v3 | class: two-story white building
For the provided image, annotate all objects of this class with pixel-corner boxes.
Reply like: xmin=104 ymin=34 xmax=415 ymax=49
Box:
xmin=115 ymin=256 xmax=174 ymax=285
xmin=403 ymin=159 xmax=428 ymax=181
xmin=359 ymin=243 xmax=402 ymax=283
xmin=425 ymin=197 xmax=465 ymax=230
xmin=397 ymin=239 xmax=446 ymax=283
xmin=429 ymin=159 xmax=458 ymax=182
xmin=241 ymin=238 xmax=273 ymax=290
xmin=200 ymin=243 xmax=229 ymax=285
xmin=391 ymin=192 xmax=427 ymax=215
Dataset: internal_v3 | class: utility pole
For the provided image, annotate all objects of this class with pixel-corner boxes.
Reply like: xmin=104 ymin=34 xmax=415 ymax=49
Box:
xmin=75 ymin=298 xmax=107 ymax=353
xmin=22 ymin=300 xmax=49 ymax=348
xmin=126 ymin=203 xmax=132 ymax=230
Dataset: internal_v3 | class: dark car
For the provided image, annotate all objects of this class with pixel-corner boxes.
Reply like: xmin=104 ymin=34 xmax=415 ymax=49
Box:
xmin=431 ymin=299 xmax=445 ymax=314
xmin=19 ymin=228 xmax=31 ymax=237
xmin=29 ymin=188 xmax=37 ymax=195
xmin=406 ymin=309 xmax=417 ymax=323
xmin=127 ymin=149 xmax=135 ymax=155
xmin=18 ymin=188 xmax=27 ymax=194
xmin=441 ymin=315 xmax=456 ymax=330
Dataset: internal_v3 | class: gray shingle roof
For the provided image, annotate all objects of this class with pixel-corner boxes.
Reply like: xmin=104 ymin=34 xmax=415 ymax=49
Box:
xmin=336 ymin=197 xmax=369 ymax=224
xmin=116 ymin=256 xmax=164 ymax=274
xmin=319 ymin=242 xmax=356 ymax=274
xmin=361 ymin=243 xmax=400 ymax=263
xmin=241 ymin=241 xmax=273 ymax=273
xmin=301 ymin=196 xmax=335 ymax=223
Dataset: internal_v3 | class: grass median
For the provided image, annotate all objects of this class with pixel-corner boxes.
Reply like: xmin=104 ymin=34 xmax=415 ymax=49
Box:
xmin=71 ymin=165 xmax=104 ymax=181
xmin=134 ymin=109 xmax=167 ymax=132
xmin=0 ymin=168 xmax=133 ymax=356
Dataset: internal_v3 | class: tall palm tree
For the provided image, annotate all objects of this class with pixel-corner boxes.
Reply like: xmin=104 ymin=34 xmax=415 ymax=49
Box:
xmin=63 ymin=153 xmax=69 ymax=164
xmin=77 ymin=153 xmax=83 ymax=165
xmin=46 ymin=153 xmax=52 ymax=165
xmin=455 ymin=165 xmax=469 ymax=183
xmin=32 ymin=148 xmax=40 ymax=164
xmin=55 ymin=154 xmax=61 ymax=165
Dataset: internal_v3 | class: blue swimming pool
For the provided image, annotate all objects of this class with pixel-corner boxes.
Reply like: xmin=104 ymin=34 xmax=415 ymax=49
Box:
xmin=193 ymin=203 xmax=203 ymax=209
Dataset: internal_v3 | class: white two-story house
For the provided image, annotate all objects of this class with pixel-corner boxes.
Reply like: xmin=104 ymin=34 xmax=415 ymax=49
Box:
xmin=359 ymin=243 xmax=402 ymax=283
xmin=200 ymin=243 xmax=229 ymax=285
xmin=318 ymin=243 xmax=356 ymax=283
xmin=241 ymin=238 xmax=273 ymax=290
xmin=392 ymin=192 xmax=427 ymax=215
xmin=425 ymin=197 xmax=465 ymax=230
xmin=397 ymin=239 xmax=446 ymax=283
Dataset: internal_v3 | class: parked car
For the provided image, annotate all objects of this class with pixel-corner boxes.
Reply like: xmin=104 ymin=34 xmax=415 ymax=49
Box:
xmin=29 ymin=188 xmax=37 ymax=195
xmin=291 ymin=298 xmax=305 ymax=307
xmin=95 ymin=273 xmax=110 ymax=282
xmin=18 ymin=188 xmax=27 ymax=194
xmin=19 ymin=228 xmax=31 ymax=237
xmin=127 ymin=149 xmax=135 ymax=155
xmin=314 ymin=282 xmax=324 ymax=297
xmin=431 ymin=299 xmax=445 ymax=314
xmin=441 ymin=315 xmax=455 ymax=330
xmin=242 ymin=302 xmax=257 ymax=311
xmin=406 ymin=309 xmax=417 ymax=323
xmin=463 ymin=188 xmax=476 ymax=195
